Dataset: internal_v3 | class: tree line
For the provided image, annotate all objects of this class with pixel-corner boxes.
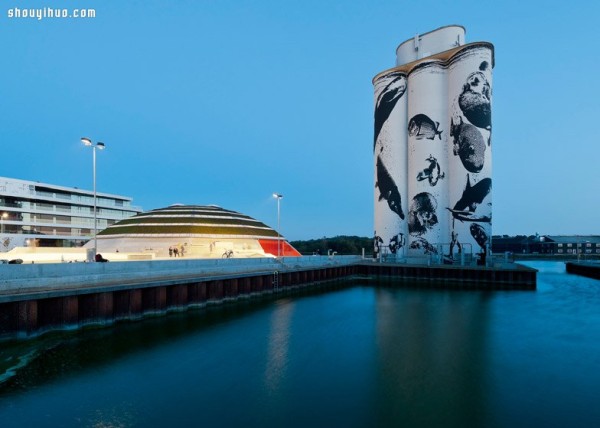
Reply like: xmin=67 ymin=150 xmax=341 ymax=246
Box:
xmin=290 ymin=235 xmax=372 ymax=255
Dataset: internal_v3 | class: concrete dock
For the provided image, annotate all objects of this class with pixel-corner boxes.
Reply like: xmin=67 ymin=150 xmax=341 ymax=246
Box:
xmin=0 ymin=256 xmax=537 ymax=340
xmin=565 ymin=261 xmax=600 ymax=280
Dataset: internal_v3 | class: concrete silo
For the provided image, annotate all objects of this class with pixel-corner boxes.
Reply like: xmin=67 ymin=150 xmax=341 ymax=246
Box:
xmin=373 ymin=26 xmax=494 ymax=262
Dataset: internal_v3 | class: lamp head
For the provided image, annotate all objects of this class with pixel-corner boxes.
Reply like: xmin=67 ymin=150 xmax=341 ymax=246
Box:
xmin=96 ymin=142 xmax=105 ymax=150
xmin=273 ymin=193 xmax=283 ymax=199
xmin=81 ymin=137 xmax=92 ymax=146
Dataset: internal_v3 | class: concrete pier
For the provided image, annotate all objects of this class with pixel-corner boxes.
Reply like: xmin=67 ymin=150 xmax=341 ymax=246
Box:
xmin=0 ymin=256 xmax=536 ymax=340
xmin=359 ymin=261 xmax=536 ymax=289
xmin=566 ymin=262 xmax=600 ymax=280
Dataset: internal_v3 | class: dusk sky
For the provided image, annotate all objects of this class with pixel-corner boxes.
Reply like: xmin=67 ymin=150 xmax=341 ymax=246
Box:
xmin=2 ymin=0 xmax=599 ymax=240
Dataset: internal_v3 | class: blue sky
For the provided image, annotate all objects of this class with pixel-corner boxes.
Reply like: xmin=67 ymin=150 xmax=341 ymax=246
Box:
xmin=1 ymin=0 xmax=599 ymax=240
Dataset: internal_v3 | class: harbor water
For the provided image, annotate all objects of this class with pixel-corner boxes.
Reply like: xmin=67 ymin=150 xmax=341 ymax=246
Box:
xmin=1 ymin=261 xmax=599 ymax=427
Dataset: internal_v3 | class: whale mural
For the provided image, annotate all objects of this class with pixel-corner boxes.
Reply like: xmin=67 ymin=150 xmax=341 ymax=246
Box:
xmin=374 ymin=26 xmax=493 ymax=258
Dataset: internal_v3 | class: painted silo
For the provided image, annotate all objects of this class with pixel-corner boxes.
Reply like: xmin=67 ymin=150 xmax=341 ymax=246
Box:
xmin=373 ymin=26 xmax=494 ymax=262
xmin=373 ymin=71 xmax=408 ymax=258
xmin=447 ymin=44 xmax=493 ymax=259
xmin=407 ymin=60 xmax=449 ymax=256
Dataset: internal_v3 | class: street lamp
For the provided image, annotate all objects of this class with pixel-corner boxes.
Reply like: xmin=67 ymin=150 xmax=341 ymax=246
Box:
xmin=82 ymin=137 xmax=105 ymax=260
xmin=1 ymin=212 xmax=7 ymax=234
xmin=273 ymin=193 xmax=283 ymax=258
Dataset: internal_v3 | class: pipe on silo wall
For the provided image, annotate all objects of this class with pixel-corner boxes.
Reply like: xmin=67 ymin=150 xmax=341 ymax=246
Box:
xmin=373 ymin=71 xmax=409 ymax=259
xmin=406 ymin=60 xmax=449 ymax=257
xmin=447 ymin=45 xmax=493 ymax=260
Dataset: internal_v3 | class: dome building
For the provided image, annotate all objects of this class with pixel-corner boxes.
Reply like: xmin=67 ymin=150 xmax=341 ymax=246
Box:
xmin=85 ymin=204 xmax=301 ymax=258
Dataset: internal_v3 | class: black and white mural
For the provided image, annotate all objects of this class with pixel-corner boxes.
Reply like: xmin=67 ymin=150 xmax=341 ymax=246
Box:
xmin=450 ymin=117 xmax=486 ymax=173
xmin=373 ymin=71 xmax=408 ymax=258
xmin=416 ymin=154 xmax=445 ymax=186
xmin=374 ymin=72 xmax=407 ymax=151
xmin=448 ymin=45 xmax=493 ymax=260
xmin=447 ymin=175 xmax=492 ymax=223
xmin=459 ymin=70 xmax=492 ymax=132
xmin=409 ymin=237 xmax=437 ymax=255
xmin=408 ymin=192 xmax=439 ymax=236
xmin=408 ymin=114 xmax=443 ymax=140
xmin=374 ymin=26 xmax=493 ymax=259
xmin=376 ymin=155 xmax=405 ymax=220
xmin=406 ymin=60 xmax=449 ymax=255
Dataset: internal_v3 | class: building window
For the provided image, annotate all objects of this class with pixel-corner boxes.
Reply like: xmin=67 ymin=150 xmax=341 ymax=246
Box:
xmin=558 ymin=243 xmax=563 ymax=247
xmin=558 ymin=249 xmax=563 ymax=253
xmin=567 ymin=243 xmax=572 ymax=247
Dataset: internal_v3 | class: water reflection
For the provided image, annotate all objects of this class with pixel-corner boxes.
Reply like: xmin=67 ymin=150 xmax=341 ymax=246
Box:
xmin=86 ymin=403 xmax=137 ymax=428
xmin=374 ymin=288 xmax=492 ymax=428
xmin=1 ymin=266 xmax=600 ymax=427
xmin=0 ymin=300 xmax=275 ymax=395
xmin=264 ymin=299 xmax=295 ymax=393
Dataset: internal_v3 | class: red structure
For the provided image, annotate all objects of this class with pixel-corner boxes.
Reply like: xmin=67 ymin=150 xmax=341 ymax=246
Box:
xmin=258 ymin=239 xmax=302 ymax=257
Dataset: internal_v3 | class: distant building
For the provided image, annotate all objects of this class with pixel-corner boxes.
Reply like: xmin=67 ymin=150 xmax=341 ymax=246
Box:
xmin=0 ymin=176 xmax=141 ymax=252
xmin=86 ymin=204 xmax=301 ymax=258
xmin=492 ymin=235 xmax=600 ymax=255
xmin=491 ymin=235 xmax=530 ymax=254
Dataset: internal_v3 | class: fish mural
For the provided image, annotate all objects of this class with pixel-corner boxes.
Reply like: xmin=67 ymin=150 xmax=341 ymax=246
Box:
xmin=447 ymin=175 xmax=492 ymax=223
xmin=448 ymin=231 xmax=462 ymax=256
xmin=374 ymin=73 xmax=407 ymax=150
xmin=459 ymin=71 xmax=491 ymax=131
xmin=409 ymin=237 xmax=437 ymax=254
xmin=408 ymin=192 xmax=438 ymax=236
xmin=374 ymin=31 xmax=493 ymax=261
xmin=408 ymin=114 xmax=443 ymax=140
xmin=416 ymin=154 xmax=445 ymax=186
xmin=470 ymin=223 xmax=489 ymax=250
xmin=450 ymin=117 xmax=486 ymax=173
xmin=389 ymin=233 xmax=406 ymax=254
xmin=373 ymin=234 xmax=384 ymax=258
xmin=376 ymin=156 xmax=405 ymax=220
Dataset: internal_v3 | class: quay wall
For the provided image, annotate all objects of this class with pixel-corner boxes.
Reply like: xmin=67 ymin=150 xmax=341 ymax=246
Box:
xmin=0 ymin=257 xmax=536 ymax=340
xmin=0 ymin=257 xmax=337 ymax=295
xmin=0 ymin=257 xmax=360 ymax=340
xmin=565 ymin=262 xmax=600 ymax=280
xmin=359 ymin=262 xmax=536 ymax=289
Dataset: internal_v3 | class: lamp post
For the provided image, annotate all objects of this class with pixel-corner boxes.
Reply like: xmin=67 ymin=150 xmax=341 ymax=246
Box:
xmin=81 ymin=137 xmax=105 ymax=260
xmin=273 ymin=193 xmax=283 ymax=258
xmin=1 ymin=212 xmax=7 ymax=234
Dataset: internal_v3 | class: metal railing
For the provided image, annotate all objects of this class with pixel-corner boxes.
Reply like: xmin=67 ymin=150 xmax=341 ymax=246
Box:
xmin=373 ymin=242 xmax=495 ymax=267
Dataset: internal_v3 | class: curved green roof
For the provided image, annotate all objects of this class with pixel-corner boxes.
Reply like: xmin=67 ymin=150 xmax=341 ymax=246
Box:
xmin=98 ymin=205 xmax=279 ymax=238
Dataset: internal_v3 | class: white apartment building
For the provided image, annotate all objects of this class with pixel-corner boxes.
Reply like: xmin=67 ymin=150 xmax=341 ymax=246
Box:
xmin=0 ymin=176 xmax=141 ymax=252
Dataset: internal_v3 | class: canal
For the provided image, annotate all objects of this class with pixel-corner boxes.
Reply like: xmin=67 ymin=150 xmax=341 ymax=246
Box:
xmin=1 ymin=261 xmax=599 ymax=427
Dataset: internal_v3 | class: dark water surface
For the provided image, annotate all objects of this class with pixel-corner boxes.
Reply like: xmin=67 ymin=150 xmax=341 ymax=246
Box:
xmin=1 ymin=261 xmax=599 ymax=427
